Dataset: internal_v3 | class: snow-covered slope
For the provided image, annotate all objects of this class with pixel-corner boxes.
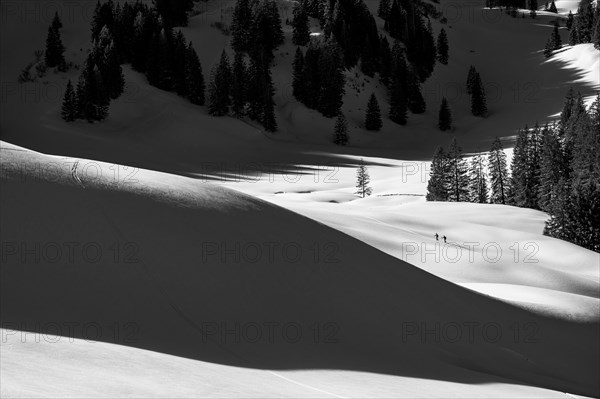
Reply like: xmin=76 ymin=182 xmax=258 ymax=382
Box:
xmin=1 ymin=141 xmax=599 ymax=397
xmin=217 ymin=155 xmax=600 ymax=321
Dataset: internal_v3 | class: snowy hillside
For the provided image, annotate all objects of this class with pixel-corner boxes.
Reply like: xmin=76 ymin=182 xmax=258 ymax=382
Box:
xmin=1 ymin=0 xmax=599 ymax=397
xmin=1 ymin=141 xmax=599 ymax=398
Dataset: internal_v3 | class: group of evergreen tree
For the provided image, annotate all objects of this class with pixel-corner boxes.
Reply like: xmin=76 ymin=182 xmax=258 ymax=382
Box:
xmin=292 ymin=38 xmax=346 ymax=118
xmin=208 ymin=0 xmax=283 ymax=131
xmin=426 ymin=89 xmax=600 ymax=252
xmin=427 ymin=137 xmax=509 ymax=204
xmin=527 ymin=90 xmax=599 ymax=252
xmin=544 ymin=21 xmax=563 ymax=58
xmin=466 ymin=66 xmax=488 ymax=117
xmin=62 ymin=22 xmax=126 ymax=122
xmin=426 ymin=138 xmax=485 ymax=202
xmin=61 ymin=1 xmax=206 ymax=122
xmin=379 ymin=0 xmax=438 ymax=82
xmin=230 ymin=0 xmax=284 ymax=62
xmin=45 ymin=12 xmax=66 ymax=69
xmin=567 ymin=0 xmax=600 ymax=49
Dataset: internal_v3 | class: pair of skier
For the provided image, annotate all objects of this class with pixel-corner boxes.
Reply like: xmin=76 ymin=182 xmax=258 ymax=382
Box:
xmin=434 ymin=233 xmax=447 ymax=243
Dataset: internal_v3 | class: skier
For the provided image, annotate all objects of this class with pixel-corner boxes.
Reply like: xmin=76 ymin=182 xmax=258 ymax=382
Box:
xmin=443 ymin=235 xmax=447 ymax=243
xmin=435 ymin=233 xmax=439 ymax=241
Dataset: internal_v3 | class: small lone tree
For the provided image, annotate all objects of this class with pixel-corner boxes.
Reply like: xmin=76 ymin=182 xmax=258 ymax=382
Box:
xmin=61 ymin=80 xmax=77 ymax=122
xmin=355 ymin=160 xmax=373 ymax=198
xmin=365 ymin=93 xmax=382 ymax=131
xmin=333 ymin=112 xmax=349 ymax=145
xmin=438 ymin=97 xmax=452 ymax=131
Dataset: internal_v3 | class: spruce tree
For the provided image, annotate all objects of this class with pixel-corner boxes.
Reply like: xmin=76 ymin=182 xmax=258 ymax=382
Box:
xmin=355 ymin=160 xmax=373 ymax=197
xmin=488 ymin=137 xmax=510 ymax=204
xmin=51 ymin=11 xmax=63 ymax=31
xmin=186 ymin=43 xmax=206 ymax=105
xmin=566 ymin=10 xmax=574 ymax=30
xmin=466 ymin=65 xmax=477 ymax=95
xmin=231 ymin=0 xmax=253 ymax=53
xmin=45 ymin=25 xmax=65 ymax=68
xmin=208 ymin=50 xmax=232 ymax=116
xmin=426 ymin=146 xmax=450 ymax=201
xmin=365 ymin=93 xmax=383 ymax=131
xmin=510 ymin=127 xmax=530 ymax=206
xmin=548 ymin=0 xmax=557 ymax=13
xmin=317 ymin=38 xmax=345 ymax=118
xmin=447 ymin=138 xmax=470 ymax=202
xmin=333 ymin=112 xmax=349 ymax=145
xmin=261 ymin=64 xmax=278 ymax=132
xmin=436 ymin=28 xmax=449 ymax=65
xmin=231 ymin=51 xmax=248 ymax=117
xmin=469 ymin=154 xmax=489 ymax=203
xmin=538 ymin=123 xmax=564 ymax=211
xmin=389 ymin=44 xmax=408 ymax=125
xmin=471 ymin=72 xmax=488 ymax=117
xmin=438 ymin=97 xmax=452 ymax=131
xmin=292 ymin=1 xmax=311 ymax=46
xmin=61 ymin=80 xmax=77 ymax=122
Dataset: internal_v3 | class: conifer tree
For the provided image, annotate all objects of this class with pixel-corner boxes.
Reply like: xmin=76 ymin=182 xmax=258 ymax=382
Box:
xmin=231 ymin=51 xmax=248 ymax=117
xmin=52 ymin=11 xmax=63 ymax=31
xmin=447 ymin=138 xmax=470 ymax=202
xmin=333 ymin=112 xmax=349 ymax=145
xmin=355 ymin=160 xmax=373 ymax=197
xmin=231 ymin=0 xmax=253 ymax=53
xmin=471 ymin=71 xmax=488 ymax=117
xmin=438 ymin=97 xmax=452 ymax=131
xmin=292 ymin=1 xmax=311 ymax=46
xmin=548 ymin=0 xmax=557 ymax=13
xmin=61 ymin=80 xmax=77 ymax=122
xmin=510 ymin=127 xmax=530 ymax=206
xmin=365 ymin=93 xmax=383 ymax=131
xmin=538 ymin=123 xmax=564 ymax=211
xmin=426 ymin=146 xmax=450 ymax=201
xmin=317 ymin=38 xmax=345 ymax=118
xmin=186 ymin=43 xmax=206 ymax=105
xmin=436 ymin=28 xmax=449 ymax=65
xmin=466 ymin=65 xmax=477 ymax=94
xmin=566 ymin=10 xmax=574 ymax=30
xmin=389 ymin=44 xmax=408 ymax=125
xmin=208 ymin=50 xmax=232 ymax=116
xmin=45 ymin=25 xmax=65 ymax=68
xmin=488 ymin=137 xmax=510 ymax=204
xmin=261 ymin=64 xmax=278 ymax=132
xmin=469 ymin=154 xmax=489 ymax=203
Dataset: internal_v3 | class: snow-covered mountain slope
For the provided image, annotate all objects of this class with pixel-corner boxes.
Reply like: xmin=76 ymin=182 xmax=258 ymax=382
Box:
xmin=1 ymin=141 xmax=599 ymax=397
xmin=217 ymin=156 xmax=600 ymax=321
